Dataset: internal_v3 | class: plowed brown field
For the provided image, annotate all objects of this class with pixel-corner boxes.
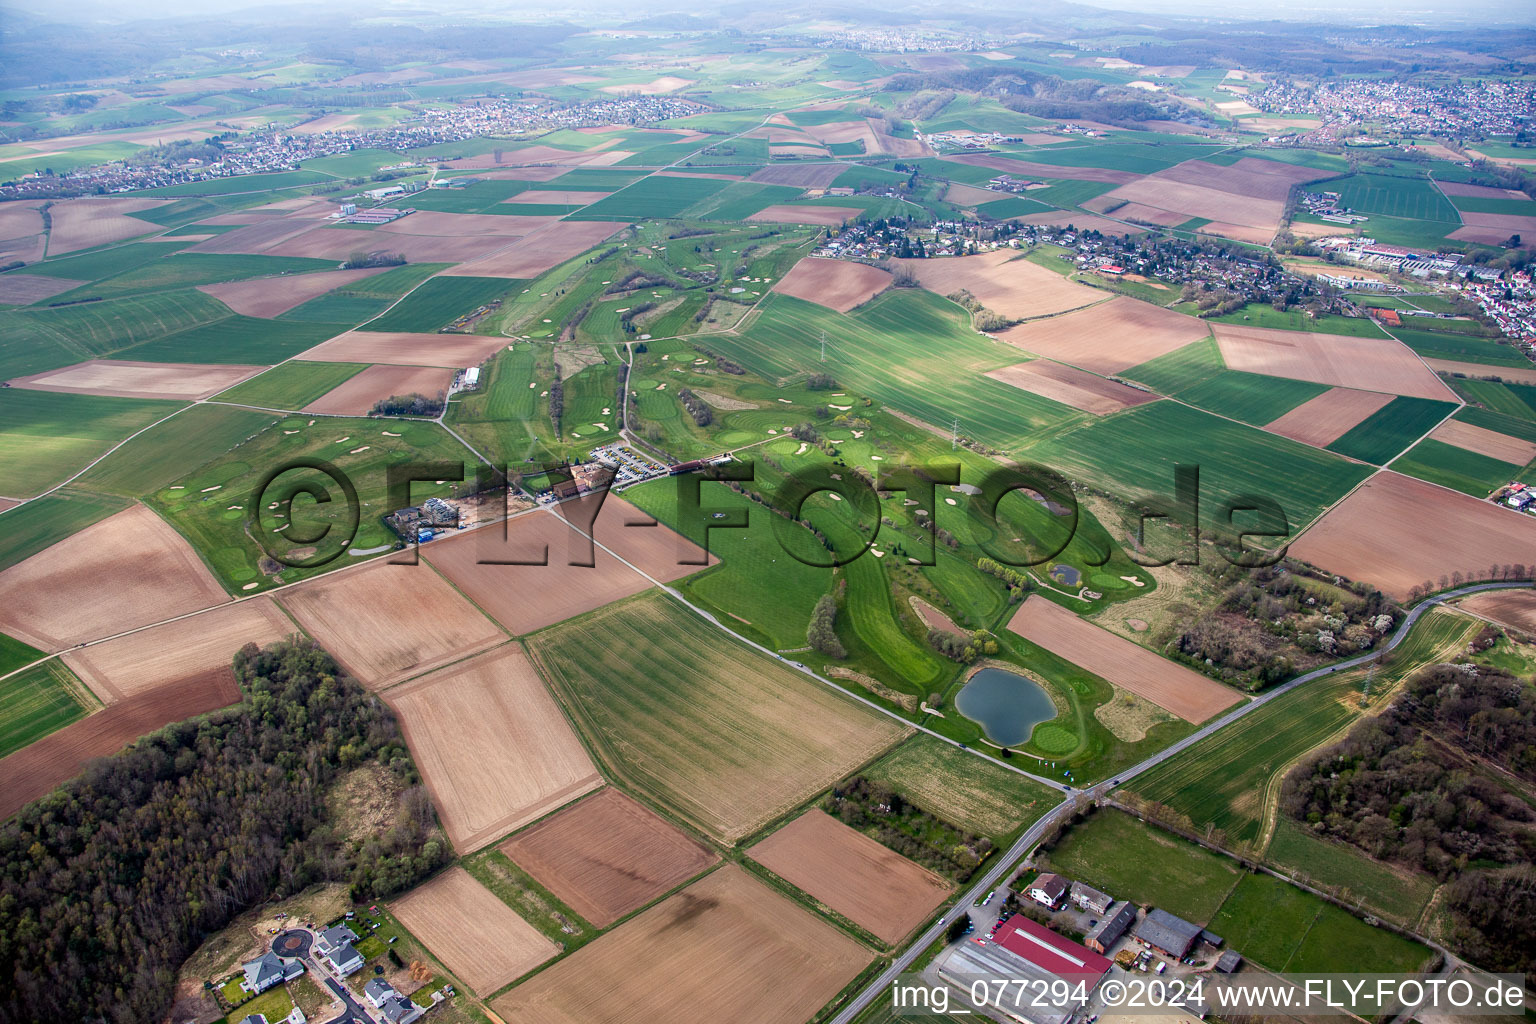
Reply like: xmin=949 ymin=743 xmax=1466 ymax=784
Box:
xmin=0 ymin=672 xmax=241 ymax=819
xmin=439 ymin=221 xmax=625 ymax=278
xmin=64 ymin=597 xmax=291 ymax=703
xmin=501 ymin=788 xmax=718 ymax=927
xmin=302 ymin=364 xmax=457 ymax=415
xmin=278 ymin=559 xmax=505 ymax=690
xmin=1291 ymin=472 xmax=1536 ymax=600
xmin=9 ymin=359 xmax=265 ymax=399
xmin=985 ymin=360 xmax=1157 ymax=414
xmin=1456 ymin=590 xmax=1536 ymax=635
xmin=491 ymin=865 xmax=871 ymax=1024
xmin=748 ymin=809 xmax=950 ymax=943
xmin=747 ymin=204 xmax=862 ymax=226
xmin=0 ymin=505 xmax=228 ymax=650
xmin=295 ymin=331 xmax=510 ymax=368
xmin=197 ymin=266 xmax=390 ymax=318
xmin=47 ymin=196 xmax=169 ymax=253
xmin=391 ymin=867 xmax=557 ymax=995
xmin=1263 ymin=387 xmax=1394 ymax=447
xmin=772 ymin=257 xmax=891 ymax=312
xmin=1214 ymin=324 xmax=1455 ymax=401
xmin=1429 ymin=419 xmax=1536 ymax=465
xmin=894 ymin=249 xmax=1101 ymax=322
xmin=1007 ymin=596 xmax=1240 ymax=722
xmin=997 ymin=297 xmax=1208 ymax=374
xmin=387 ymin=645 xmax=603 ymax=852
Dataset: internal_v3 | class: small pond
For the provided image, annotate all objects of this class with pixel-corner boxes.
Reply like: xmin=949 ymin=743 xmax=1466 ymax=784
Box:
xmin=954 ymin=667 xmax=1058 ymax=747
xmin=1050 ymin=564 xmax=1081 ymax=586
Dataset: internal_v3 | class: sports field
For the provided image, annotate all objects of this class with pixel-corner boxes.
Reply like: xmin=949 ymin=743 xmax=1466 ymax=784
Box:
xmin=491 ymin=865 xmax=871 ymax=1024
xmin=501 ymin=788 xmax=718 ymax=928
xmin=387 ymin=645 xmax=603 ymax=852
xmin=526 ymin=593 xmax=909 ymax=843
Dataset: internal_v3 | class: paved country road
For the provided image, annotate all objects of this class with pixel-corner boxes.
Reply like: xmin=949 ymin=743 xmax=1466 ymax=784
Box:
xmin=826 ymin=580 xmax=1533 ymax=1024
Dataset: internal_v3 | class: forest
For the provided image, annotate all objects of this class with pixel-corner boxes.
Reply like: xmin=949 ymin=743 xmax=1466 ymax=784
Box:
xmin=0 ymin=640 xmax=449 ymax=1024
xmin=1281 ymin=660 xmax=1536 ymax=970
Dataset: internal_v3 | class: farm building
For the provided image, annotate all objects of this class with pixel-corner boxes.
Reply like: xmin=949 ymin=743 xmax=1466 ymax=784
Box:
xmin=1070 ymin=881 xmax=1113 ymax=914
xmin=1084 ymin=902 xmax=1137 ymax=954
xmin=1027 ymin=872 xmax=1068 ymax=909
xmin=1215 ymin=951 xmax=1244 ymax=973
xmin=939 ymin=917 xmax=1111 ymax=1024
xmin=1135 ymin=908 xmax=1203 ymax=958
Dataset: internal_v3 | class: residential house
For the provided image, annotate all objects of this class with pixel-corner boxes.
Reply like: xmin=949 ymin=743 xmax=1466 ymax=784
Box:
xmin=380 ymin=994 xmax=425 ymax=1024
xmin=365 ymin=978 xmax=399 ymax=1009
xmin=317 ymin=924 xmax=365 ymax=977
xmin=1026 ymin=872 xmax=1068 ymax=909
xmin=241 ymin=950 xmax=302 ymax=994
xmin=1070 ymin=882 xmax=1113 ymax=915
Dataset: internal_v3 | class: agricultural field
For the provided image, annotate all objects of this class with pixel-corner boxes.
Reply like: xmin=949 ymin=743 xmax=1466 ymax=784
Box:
xmin=0 ymin=659 xmax=96 ymax=760
xmin=1390 ymin=438 xmax=1525 ymax=497
xmin=12 ymin=360 xmax=262 ymax=401
xmin=749 ymin=809 xmax=951 ymax=943
xmin=861 ymin=734 xmax=1058 ymax=842
xmin=1290 ymin=472 xmax=1536 ymax=599
xmin=0 ymin=504 xmax=228 ymax=650
xmin=1457 ymin=589 xmax=1536 ymax=635
xmin=359 ymin=275 xmax=515 ymax=333
xmin=1324 ymin=396 xmax=1455 ymax=465
xmin=278 ymin=559 xmax=505 ymax=688
xmin=0 ymin=388 xmax=182 ymax=497
xmin=1264 ymin=387 xmax=1394 ymax=448
xmin=567 ymin=174 xmax=731 ymax=220
xmin=1391 ymin=326 xmax=1534 ymax=369
xmin=999 ymin=298 xmax=1209 ymax=375
xmin=71 ymin=404 xmax=277 ymax=497
xmin=525 ymin=592 xmax=909 ymax=844
xmin=772 ymin=256 xmax=892 ymax=312
xmin=1022 ymin=400 xmax=1373 ymax=534
xmin=1008 ymin=597 xmax=1240 ymax=723
xmin=302 ymin=364 xmax=457 ymax=415
xmin=1212 ymin=324 xmax=1455 ymax=402
xmin=62 ymin=597 xmax=292 ymax=704
xmin=500 ymin=788 xmax=718 ymax=928
xmin=386 ymin=645 xmax=603 ymax=853
xmin=390 ymin=866 xmax=558 ymax=996
xmin=491 ymin=865 xmax=871 ymax=1024
xmin=1045 ymin=808 xmax=1243 ymax=923
xmin=892 ymin=248 xmax=1101 ymax=321
xmin=212 ymin=362 xmax=368 ymax=410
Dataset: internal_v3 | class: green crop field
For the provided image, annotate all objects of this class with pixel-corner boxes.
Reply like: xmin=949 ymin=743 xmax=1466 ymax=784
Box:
xmin=1320 ymin=173 xmax=1460 ymax=222
xmin=1391 ymin=326 xmax=1533 ymax=368
xmin=73 ymin=404 xmax=279 ymax=497
xmin=148 ymin=415 xmax=475 ymax=592
xmin=1453 ymin=405 xmax=1536 ymax=442
xmin=359 ymin=275 xmax=515 ymax=333
xmin=213 ymin=362 xmax=368 ymax=410
xmin=526 ymin=592 xmax=908 ymax=843
xmin=1045 ymin=808 xmax=1243 ymax=923
xmin=710 ymin=291 xmax=1081 ymax=449
xmin=1024 ymin=401 xmax=1372 ymax=535
xmin=24 ymin=242 xmax=195 ymax=283
xmin=1122 ymin=335 xmax=1222 ymax=395
xmin=1207 ymin=305 xmax=1384 ymax=337
xmin=0 ymin=659 xmax=97 ymax=759
xmin=279 ymin=263 xmax=449 ymax=324
xmin=567 ymin=175 xmax=733 ymax=221
xmin=1208 ymin=872 xmax=1430 ymax=973
xmin=1174 ymin=371 xmax=1328 ymax=425
xmin=1451 ymin=379 xmax=1536 ymax=421
xmin=1265 ymin=817 xmax=1436 ymax=926
xmin=1391 ymin=438 xmax=1522 ymax=497
xmin=0 ymin=487 xmax=129 ymax=573
xmin=138 ymin=169 xmax=332 ymax=197
xmin=862 ymin=734 xmax=1058 ymax=842
xmin=0 ymin=389 xmax=182 ymax=497
xmin=112 ymin=314 xmax=347 ymax=363
xmin=1123 ymin=608 xmax=1481 ymax=850
xmin=59 ymin=253 xmax=339 ymax=299
xmin=1326 ymin=397 xmax=1455 ymax=465
xmin=0 ymin=633 xmax=44 ymax=677
xmin=1446 ymin=195 xmax=1536 ymax=217
xmin=681 ymin=182 xmax=802 ymax=221
xmin=0 ymin=288 xmax=233 ymax=379
xmin=1010 ymin=141 xmax=1223 ymax=175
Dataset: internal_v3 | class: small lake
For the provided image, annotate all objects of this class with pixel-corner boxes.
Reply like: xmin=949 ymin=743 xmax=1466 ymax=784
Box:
xmin=955 ymin=667 xmax=1058 ymax=748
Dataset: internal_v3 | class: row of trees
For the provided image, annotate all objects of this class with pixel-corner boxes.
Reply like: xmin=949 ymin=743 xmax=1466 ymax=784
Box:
xmin=0 ymin=639 xmax=449 ymax=1024
xmin=806 ymin=594 xmax=845 ymax=658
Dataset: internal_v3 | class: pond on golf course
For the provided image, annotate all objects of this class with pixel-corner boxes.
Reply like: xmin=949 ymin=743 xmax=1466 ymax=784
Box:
xmin=954 ymin=666 xmax=1058 ymax=747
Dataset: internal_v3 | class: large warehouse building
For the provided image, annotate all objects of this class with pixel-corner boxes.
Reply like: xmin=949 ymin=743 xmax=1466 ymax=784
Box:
xmin=939 ymin=917 xmax=1112 ymax=1024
